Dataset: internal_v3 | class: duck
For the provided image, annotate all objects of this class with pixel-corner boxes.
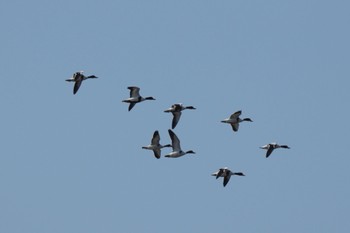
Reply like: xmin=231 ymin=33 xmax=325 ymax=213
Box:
xmin=221 ymin=110 xmax=253 ymax=132
xmin=164 ymin=129 xmax=195 ymax=158
xmin=260 ymin=142 xmax=290 ymax=158
xmin=65 ymin=71 xmax=98 ymax=95
xmin=122 ymin=86 xmax=155 ymax=111
xmin=164 ymin=103 xmax=196 ymax=129
xmin=142 ymin=130 xmax=172 ymax=159
xmin=211 ymin=167 xmax=245 ymax=187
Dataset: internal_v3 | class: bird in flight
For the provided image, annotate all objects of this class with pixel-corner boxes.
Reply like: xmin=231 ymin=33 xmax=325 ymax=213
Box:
xmin=65 ymin=71 xmax=98 ymax=95
xmin=122 ymin=86 xmax=155 ymax=111
xmin=221 ymin=110 xmax=253 ymax=132
xmin=164 ymin=103 xmax=196 ymax=129
xmin=212 ymin=167 xmax=245 ymax=187
xmin=260 ymin=142 xmax=290 ymax=158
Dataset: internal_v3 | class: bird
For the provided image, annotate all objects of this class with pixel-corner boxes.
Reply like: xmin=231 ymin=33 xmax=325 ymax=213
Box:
xmin=221 ymin=110 xmax=253 ymax=132
xmin=65 ymin=71 xmax=98 ymax=95
xmin=211 ymin=167 xmax=245 ymax=187
xmin=142 ymin=130 xmax=172 ymax=159
xmin=260 ymin=142 xmax=290 ymax=158
xmin=164 ymin=129 xmax=195 ymax=158
xmin=164 ymin=103 xmax=196 ymax=129
xmin=122 ymin=86 xmax=155 ymax=111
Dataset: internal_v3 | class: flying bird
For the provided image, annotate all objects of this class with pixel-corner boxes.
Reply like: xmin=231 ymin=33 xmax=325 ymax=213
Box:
xmin=164 ymin=103 xmax=196 ymax=129
xmin=142 ymin=130 xmax=171 ymax=159
xmin=122 ymin=86 xmax=155 ymax=111
xmin=221 ymin=110 xmax=253 ymax=132
xmin=65 ymin=71 xmax=98 ymax=95
xmin=164 ymin=129 xmax=195 ymax=158
xmin=211 ymin=167 xmax=245 ymax=187
xmin=260 ymin=142 xmax=290 ymax=158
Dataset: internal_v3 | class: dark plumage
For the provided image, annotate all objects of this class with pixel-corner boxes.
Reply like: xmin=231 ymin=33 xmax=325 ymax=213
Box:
xmin=65 ymin=71 xmax=98 ymax=95
xmin=122 ymin=86 xmax=155 ymax=111
xmin=260 ymin=143 xmax=290 ymax=158
xmin=212 ymin=167 xmax=245 ymax=187
xmin=164 ymin=103 xmax=196 ymax=129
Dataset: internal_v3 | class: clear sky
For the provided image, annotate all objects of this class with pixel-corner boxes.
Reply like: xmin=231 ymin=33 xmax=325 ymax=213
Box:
xmin=1 ymin=0 xmax=349 ymax=232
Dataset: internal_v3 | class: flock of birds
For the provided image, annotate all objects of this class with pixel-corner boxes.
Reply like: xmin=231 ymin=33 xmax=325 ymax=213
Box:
xmin=66 ymin=71 xmax=291 ymax=187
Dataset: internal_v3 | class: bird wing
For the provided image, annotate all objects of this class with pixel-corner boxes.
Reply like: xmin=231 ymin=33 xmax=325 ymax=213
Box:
xmin=173 ymin=104 xmax=183 ymax=111
xmin=171 ymin=112 xmax=182 ymax=129
xmin=73 ymin=79 xmax=82 ymax=94
xmin=128 ymin=86 xmax=140 ymax=98
xmin=231 ymin=123 xmax=239 ymax=132
xmin=216 ymin=168 xmax=224 ymax=179
xmin=128 ymin=103 xmax=136 ymax=111
xmin=223 ymin=174 xmax=231 ymax=187
xmin=230 ymin=110 xmax=242 ymax=119
xmin=168 ymin=129 xmax=181 ymax=151
xmin=151 ymin=131 xmax=160 ymax=145
xmin=266 ymin=146 xmax=274 ymax=158
xmin=153 ymin=148 xmax=161 ymax=159
xmin=73 ymin=72 xmax=82 ymax=79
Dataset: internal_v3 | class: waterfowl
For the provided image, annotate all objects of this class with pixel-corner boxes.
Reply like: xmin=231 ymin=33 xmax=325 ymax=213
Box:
xmin=211 ymin=167 xmax=245 ymax=187
xmin=164 ymin=103 xmax=196 ymax=129
xmin=221 ymin=110 xmax=253 ymax=132
xmin=65 ymin=71 xmax=98 ymax=95
xmin=122 ymin=86 xmax=155 ymax=111
xmin=164 ymin=129 xmax=195 ymax=158
xmin=260 ymin=142 xmax=290 ymax=158
xmin=142 ymin=130 xmax=171 ymax=159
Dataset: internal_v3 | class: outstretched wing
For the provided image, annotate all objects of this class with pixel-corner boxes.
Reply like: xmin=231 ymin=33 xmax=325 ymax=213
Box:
xmin=73 ymin=79 xmax=82 ymax=94
xmin=151 ymin=131 xmax=160 ymax=145
xmin=171 ymin=112 xmax=182 ymax=129
xmin=230 ymin=123 xmax=239 ymax=132
xmin=128 ymin=103 xmax=136 ymax=111
xmin=266 ymin=146 xmax=274 ymax=158
xmin=128 ymin=86 xmax=140 ymax=98
xmin=216 ymin=168 xmax=224 ymax=179
xmin=173 ymin=104 xmax=183 ymax=111
xmin=153 ymin=149 xmax=161 ymax=159
xmin=168 ymin=129 xmax=181 ymax=151
xmin=223 ymin=175 xmax=231 ymax=187
xmin=230 ymin=110 xmax=242 ymax=119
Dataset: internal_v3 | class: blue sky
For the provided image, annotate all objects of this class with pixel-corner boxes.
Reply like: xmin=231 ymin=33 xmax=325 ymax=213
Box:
xmin=1 ymin=0 xmax=349 ymax=232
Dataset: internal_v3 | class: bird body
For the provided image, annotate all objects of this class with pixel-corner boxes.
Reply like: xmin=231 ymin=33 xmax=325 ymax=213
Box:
xmin=221 ymin=110 xmax=252 ymax=132
xmin=212 ymin=167 xmax=245 ymax=187
xmin=142 ymin=131 xmax=171 ymax=159
xmin=122 ymin=86 xmax=155 ymax=111
xmin=65 ymin=71 xmax=98 ymax=94
xmin=260 ymin=142 xmax=290 ymax=158
xmin=164 ymin=129 xmax=195 ymax=158
xmin=164 ymin=103 xmax=196 ymax=129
